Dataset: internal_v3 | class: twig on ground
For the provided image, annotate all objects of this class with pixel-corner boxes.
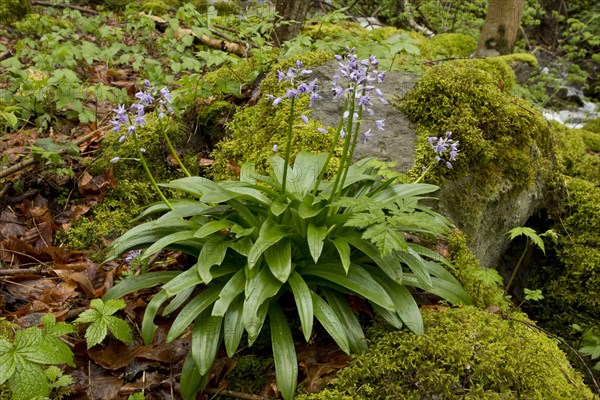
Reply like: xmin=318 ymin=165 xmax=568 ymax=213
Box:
xmin=31 ymin=0 xmax=99 ymax=15
xmin=0 ymin=127 xmax=104 ymax=180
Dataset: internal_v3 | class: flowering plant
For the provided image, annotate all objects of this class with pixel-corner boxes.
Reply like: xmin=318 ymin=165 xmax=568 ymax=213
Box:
xmin=103 ymin=50 xmax=471 ymax=400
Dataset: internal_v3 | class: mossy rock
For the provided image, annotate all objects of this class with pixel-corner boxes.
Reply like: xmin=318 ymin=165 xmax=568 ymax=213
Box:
xmin=429 ymin=33 xmax=477 ymax=58
xmin=299 ymin=307 xmax=594 ymax=400
xmin=583 ymin=118 xmax=600 ymax=134
xmin=402 ymin=57 xmax=552 ymax=268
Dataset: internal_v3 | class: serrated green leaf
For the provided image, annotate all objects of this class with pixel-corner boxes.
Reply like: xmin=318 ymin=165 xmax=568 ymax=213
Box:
xmin=100 ymin=299 xmax=127 ymax=315
xmin=269 ymin=303 xmax=298 ymax=400
xmin=84 ymin=319 xmax=107 ymax=349
xmin=191 ymin=311 xmax=223 ymax=375
xmin=0 ymin=339 xmax=16 ymax=384
xmin=73 ymin=309 xmax=101 ymax=324
xmin=362 ymin=224 xmax=407 ymax=256
xmin=506 ymin=226 xmax=545 ymax=254
xmin=10 ymin=358 xmax=49 ymax=400
xmin=105 ymin=316 xmax=133 ymax=344
xmin=288 ymin=272 xmax=313 ymax=342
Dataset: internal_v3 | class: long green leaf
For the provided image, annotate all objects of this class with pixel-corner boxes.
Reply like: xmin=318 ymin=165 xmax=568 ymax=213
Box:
xmin=167 ymin=285 xmax=221 ymax=342
xmin=344 ymin=236 xmax=403 ymax=284
xmin=403 ymin=274 xmax=473 ymax=305
xmin=311 ymin=291 xmax=350 ymax=354
xmin=331 ymin=238 xmax=351 ymax=273
xmin=161 ymin=176 xmax=219 ymax=198
xmin=141 ymin=290 xmax=168 ymax=344
xmin=321 ymin=289 xmax=368 ymax=354
xmin=163 ymin=286 xmax=194 ymax=316
xmin=223 ymin=297 xmax=245 ymax=357
xmin=300 ymin=263 xmax=394 ymax=311
xmin=194 ymin=220 xmax=234 ymax=238
xmin=212 ymin=269 xmax=246 ymax=316
xmin=307 ymin=222 xmax=328 ymax=263
xmin=397 ymin=250 xmax=433 ymax=290
xmin=103 ymin=271 xmax=180 ymax=300
xmin=369 ymin=267 xmax=423 ymax=334
xmin=264 ymin=239 xmax=292 ymax=282
xmin=162 ymin=268 xmax=202 ymax=297
xmin=288 ymin=272 xmax=313 ymax=342
xmin=141 ymin=230 xmax=198 ymax=261
xmin=292 ymin=151 xmax=328 ymax=195
xmin=269 ymin=303 xmax=298 ymax=400
xmin=191 ymin=311 xmax=223 ymax=375
xmin=180 ymin=351 xmax=209 ymax=400
xmin=247 ymin=218 xmax=288 ymax=269
xmin=197 ymin=237 xmax=229 ymax=283
xmin=244 ymin=266 xmax=282 ymax=342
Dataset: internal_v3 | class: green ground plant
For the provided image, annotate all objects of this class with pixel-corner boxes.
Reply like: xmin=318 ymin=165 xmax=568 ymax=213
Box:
xmin=0 ymin=314 xmax=75 ymax=400
xmin=102 ymin=51 xmax=471 ymax=400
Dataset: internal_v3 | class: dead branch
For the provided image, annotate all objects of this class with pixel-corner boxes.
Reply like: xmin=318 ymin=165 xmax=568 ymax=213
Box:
xmin=31 ymin=0 xmax=99 ymax=15
xmin=143 ymin=14 xmax=248 ymax=58
xmin=0 ymin=127 xmax=103 ymax=180
xmin=403 ymin=0 xmax=435 ymax=38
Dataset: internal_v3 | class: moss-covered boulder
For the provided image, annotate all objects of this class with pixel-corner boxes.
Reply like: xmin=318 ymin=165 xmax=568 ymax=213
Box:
xmin=299 ymin=307 xmax=594 ymax=399
xmin=401 ymin=57 xmax=553 ymax=268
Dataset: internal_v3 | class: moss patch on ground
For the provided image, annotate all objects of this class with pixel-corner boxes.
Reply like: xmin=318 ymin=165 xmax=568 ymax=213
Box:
xmin=299 ymin=306 xmax=594 ymax=400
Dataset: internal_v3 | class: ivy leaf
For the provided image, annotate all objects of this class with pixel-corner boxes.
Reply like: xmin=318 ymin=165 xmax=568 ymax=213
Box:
xmin=74 ymin=299 xmax=133 ymax=348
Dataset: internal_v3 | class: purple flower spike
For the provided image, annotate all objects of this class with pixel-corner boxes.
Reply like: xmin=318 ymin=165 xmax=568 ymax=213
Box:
xmin=428 ymin=131 xmax=459 ymax=169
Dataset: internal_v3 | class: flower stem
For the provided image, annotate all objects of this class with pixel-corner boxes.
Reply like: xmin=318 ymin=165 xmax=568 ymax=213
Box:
xmin=281 ymin=97 xmax=295 ymax=194
xmin=505 ymin=240 xmax=531 ymax=292
xmin=329 ymin=97 xmax=356 ymax=202
xmin=131 ymin=130 xmax=172 ymax=210
xmin=314 ymin=98 xmax=348 ymax=195
xmin=414 ymin=163 xmax=433 ymax=183
xmin=159 ymin=118 xmax=191 ymax=177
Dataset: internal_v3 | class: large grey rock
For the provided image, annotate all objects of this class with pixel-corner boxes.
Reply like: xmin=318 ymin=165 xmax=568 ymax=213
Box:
xmin=309 ymin=61 xmax=549 ymax=269
xmin=309 ymin=61 xmax=419 ymax=173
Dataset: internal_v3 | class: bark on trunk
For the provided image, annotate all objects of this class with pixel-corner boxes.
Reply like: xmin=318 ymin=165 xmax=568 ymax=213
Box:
xmin=475 ymin=0 xmax=526 ymax=57
xmin=273 ymin=0 xmax=311 ymax=47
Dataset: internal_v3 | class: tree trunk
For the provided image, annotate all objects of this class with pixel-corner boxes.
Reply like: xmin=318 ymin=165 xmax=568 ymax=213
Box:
xmin=475 ymin=0 xmax=525 ymax=57
xmin=273 ymin=0 xmax=311 ymax=47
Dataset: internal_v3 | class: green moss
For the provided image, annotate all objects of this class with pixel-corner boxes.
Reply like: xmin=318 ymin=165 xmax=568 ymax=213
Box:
xmin=429 ymin=33 xmax=477 ymax=58
xmin=299 ymin=307 xmax=593 ymax=400
xmin=209 ymin=52 xmax=337 ymax=180
xmin=446 ymin=231 xmax=510 ymax=310
xmin=401 ymin=58 xmax=551 ymax=235
xmin=583 ymin=118 xmax=600 ymax=134
xmin=226 ymin=355 xmax=274 ymax=395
